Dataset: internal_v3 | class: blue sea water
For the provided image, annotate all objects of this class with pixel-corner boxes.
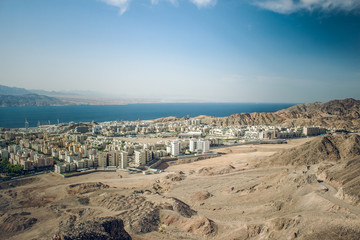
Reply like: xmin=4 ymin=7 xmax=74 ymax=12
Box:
xmin=0 ymin=103 xmax=296 ymax=128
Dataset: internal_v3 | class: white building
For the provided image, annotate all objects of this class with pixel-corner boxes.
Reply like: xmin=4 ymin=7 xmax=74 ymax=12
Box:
xmin=166 ymin=146 xmax=171 ymax=154
xmin=189 ymin=139 xmax=197 ymax=152
xmin=189 ymin=139 xmax=210 ymax=153
xmin=135 ymin=150 xmax=146 ymax=167
xmin=74 ymin=159 xmax=85 ymax=169
xmin=92 ymin=125 xmax=102 ymax=134
xmin=120 ymin=151 xmax=128 ymax=169
xmin=54 ymin=164 xmax=66 ymax=174
xmin=200 ymin=140 xmax=210 ymax=153
xmin=171 ymin=141 xmax=181 ymax=156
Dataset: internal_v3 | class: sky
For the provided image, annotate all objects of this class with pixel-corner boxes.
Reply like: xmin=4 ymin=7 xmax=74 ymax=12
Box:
xmin=0 ymin=0 xmax=359 ymax=103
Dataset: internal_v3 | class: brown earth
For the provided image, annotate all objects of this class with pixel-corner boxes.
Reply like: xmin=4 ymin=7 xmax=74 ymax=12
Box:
xmin=1 ymin=135 xmax=360 ymax=239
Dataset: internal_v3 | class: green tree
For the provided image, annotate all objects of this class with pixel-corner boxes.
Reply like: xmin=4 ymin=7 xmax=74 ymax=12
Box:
xmin=0 ymin=158 xmax=10 ymax=173
xmin=8 ymin=164 xmax=22 ymax=175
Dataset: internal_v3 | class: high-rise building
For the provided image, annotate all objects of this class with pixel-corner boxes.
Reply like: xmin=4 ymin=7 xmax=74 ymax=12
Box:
xmin=108 ymin=151 xmax=119 ymax=166
xmin=171 ymin=141 xmax=181 ymax=156
xmin=189 ymin=139 xmax=197 ymax=152
xmin=189 ymin=139 xmax=210 ymax=153
xmin=97 ymin=152 xmax=108 ymax=168
xmin=201 ymin=140 xmax=210 ymax=153
xmin=134 ymin=150 xmax=146 ymax=166
xmin=120 ymin=151 xmax=128 ymax=169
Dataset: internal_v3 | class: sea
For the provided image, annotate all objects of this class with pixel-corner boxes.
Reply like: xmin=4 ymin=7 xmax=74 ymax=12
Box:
xmin=0 ymin=103 xmax=296 ymax=128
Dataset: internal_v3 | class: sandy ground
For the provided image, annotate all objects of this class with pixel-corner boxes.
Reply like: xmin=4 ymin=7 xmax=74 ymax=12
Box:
xmin=1 ymin=136 xmax=360 ymax=240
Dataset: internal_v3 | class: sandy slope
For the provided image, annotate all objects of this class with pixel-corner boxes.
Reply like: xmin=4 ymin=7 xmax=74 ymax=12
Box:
xmin=1 ymin=136 xmax=360 ymax=240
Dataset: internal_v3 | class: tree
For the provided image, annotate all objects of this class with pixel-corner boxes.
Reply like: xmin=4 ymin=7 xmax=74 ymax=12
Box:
xmin=8 ymin=164 xmax=22 ymax=175
xmin=0 ymin=158 xmax=23 ymax=176
xmin=0 ymin=158 xmax=10 ymax=173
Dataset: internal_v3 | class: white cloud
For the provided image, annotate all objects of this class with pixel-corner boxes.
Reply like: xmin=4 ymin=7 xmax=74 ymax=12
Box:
xmin=100 ymin=0 xmax=217 ymax=14
xmin=100 ymin=0 xmax=130 ymax=15
xmin=254 ymin=0 xmax=360 ymax=14
xmin=189 ymin=0 xmax=217 ymax=8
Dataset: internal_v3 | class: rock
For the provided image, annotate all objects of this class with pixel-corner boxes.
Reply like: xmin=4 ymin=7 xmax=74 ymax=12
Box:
xmin=190 ymin=191 xmax=212 ymax=201
xmin=0 ymin=212 xmax=37 ymax=233
xmin=180 ymin=216 xmax=217 ymax=236
xmin=53 ymin=217 xmax=131 ymax=240
xmin=67 ymin=182 xmax=109 ymax=196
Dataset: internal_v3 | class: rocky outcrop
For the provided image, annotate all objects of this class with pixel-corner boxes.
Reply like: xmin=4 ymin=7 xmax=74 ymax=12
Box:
xmin=92 ymin=190 xmax=198 ymax=234
xmin=0 ymin=212 xmax=37 ymax=233
xmin=67 ymin=182 xmax=109 ymax=196
xmin=195 ymin=165 xmax=236 ymax=176
xmin=52 ymin=217 xmax=132 ymax=240
xmin=190 ymin=191 xmax=212 ymax=201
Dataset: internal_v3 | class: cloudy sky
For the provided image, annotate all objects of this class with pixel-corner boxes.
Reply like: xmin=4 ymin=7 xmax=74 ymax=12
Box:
xmin=0 ymin=0 xmax=359 ymax=103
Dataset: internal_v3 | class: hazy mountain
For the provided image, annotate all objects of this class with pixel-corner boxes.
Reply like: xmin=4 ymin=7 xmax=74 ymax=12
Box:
xmin=0 ymin=84 xmax=104 ymax=97
xmin=0 ymin=85 xmax=136 ymax=106
xmin=0 ymin=85 xmax=33 ymax=95
xmin=0 ymin=94 xmax=69 ymax=107
xmin=29 ymin=89 xmax=78 ymax=96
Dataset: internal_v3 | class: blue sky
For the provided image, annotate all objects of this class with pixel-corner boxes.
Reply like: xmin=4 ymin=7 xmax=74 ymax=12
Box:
xmin=0 ymin=0 xmax=359 ymax=103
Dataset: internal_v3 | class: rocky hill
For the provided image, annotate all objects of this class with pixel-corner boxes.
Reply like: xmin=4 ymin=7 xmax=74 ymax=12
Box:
xmin=276 ymin=98 xmax=360 ymax=129
xmin=0 ymin=94 xmax=68 ymax=107
xmin=264 ymin=133 xmax=360 ymax=205
xmin=195 ymin=98 xmax=360 ymax=130
xmin=267 ymin=134 xmax=360 ymax=166
xmin=153 ymin=116 xmax=181 ymax=123
xmin=195 ymin=112 xmax=283 ymax=126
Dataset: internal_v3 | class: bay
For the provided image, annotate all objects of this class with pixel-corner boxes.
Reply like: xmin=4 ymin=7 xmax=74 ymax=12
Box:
xmin=0 ymin=102 xmax=296 ymax=128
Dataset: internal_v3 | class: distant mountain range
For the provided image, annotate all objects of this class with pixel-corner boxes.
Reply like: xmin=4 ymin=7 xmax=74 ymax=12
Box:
xmin=0 ymin=94 xmax=69 ymax=107
xmin=0 ymin=85 xmax=34 ymax=96
xmin=0 ymin=85 xmax=69 ymax=107
xmin=0 ymin=84 xmax=89 ymax=97
xmin=0 ymin=84 xmax=156 ymax=106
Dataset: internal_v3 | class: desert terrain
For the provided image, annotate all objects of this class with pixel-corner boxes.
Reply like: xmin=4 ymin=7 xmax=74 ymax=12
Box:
xmin=1 ymin=134 xmax=360 ymax=239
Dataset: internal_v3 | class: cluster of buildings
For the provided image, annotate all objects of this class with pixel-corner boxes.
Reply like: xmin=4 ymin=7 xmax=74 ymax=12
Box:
xmin=0 ymin=145 xmax=54 ymax=170
xmin=0 ymin=119 xmax=329 ymax=176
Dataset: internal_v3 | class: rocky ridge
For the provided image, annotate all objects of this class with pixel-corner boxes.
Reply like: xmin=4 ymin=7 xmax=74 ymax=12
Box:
xmin=194 ymin=98 xmax=360 ymax=130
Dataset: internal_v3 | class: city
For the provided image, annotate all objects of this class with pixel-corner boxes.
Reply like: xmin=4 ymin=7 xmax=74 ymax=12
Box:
xmin=0 ymin=117 xmax=329 ymax=178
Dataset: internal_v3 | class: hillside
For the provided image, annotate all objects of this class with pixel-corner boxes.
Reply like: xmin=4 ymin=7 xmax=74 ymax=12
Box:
xmin=195 ymin=112 xmax=283 ymax=126
xmin=319 ymin=156 xmax=360 ymax=205
xmin=0 ymin=94 xmax=68 ymax=107
xmin=276 ymin=98 xmax=360 ymax=129
xmin=195 ymin=98 xmax=360 ymax=130
xmin=264 ymin=133 xmax=360 ymax=205
xmin=267 ymin=134 xmax=360 ymax=166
